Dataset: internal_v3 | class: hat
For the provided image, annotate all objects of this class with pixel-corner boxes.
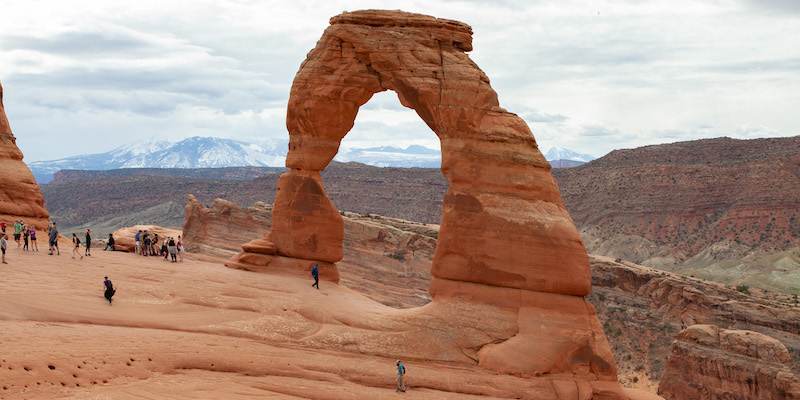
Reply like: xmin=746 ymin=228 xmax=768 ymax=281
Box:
xmin=396 ymin=360 xmax=400 ymax=362
xmin=315 ymin=264 xmax=319 ymax=266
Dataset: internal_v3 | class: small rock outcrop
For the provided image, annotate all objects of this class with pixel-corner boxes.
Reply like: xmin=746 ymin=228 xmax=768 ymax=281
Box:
xmin=111 ymin=225 xmax=182 ymax=253
xmin=224 ymin=9 xmax=623 ymax=396
xmin=0 ymin=81 xmax=50 ymax=229
xmin=659 ymin=324 xmax=800 ymax=399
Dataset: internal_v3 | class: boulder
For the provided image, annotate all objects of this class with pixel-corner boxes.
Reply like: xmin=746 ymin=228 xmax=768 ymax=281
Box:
xmin=659 ymin=324 xmax=800 ymax=399
xmin=0 ymin=81 xmax=50 ymax=230
xmin=111 ymin=225 xmax=182 ymax=253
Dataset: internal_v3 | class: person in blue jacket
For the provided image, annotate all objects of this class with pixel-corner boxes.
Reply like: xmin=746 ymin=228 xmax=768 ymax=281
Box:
xmin=396 ymin=360 xmax=406 ymax=392
xmin=311 ymin=264 xmax=319 ymax=289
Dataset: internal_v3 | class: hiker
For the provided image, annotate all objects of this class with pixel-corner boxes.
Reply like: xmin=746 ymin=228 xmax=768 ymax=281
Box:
xmin=49 ymin=223 xmax=59 ymax=255
xmin=72 ymin=233 xmax=83 ymax=259
xmin=29 ymin=225 xmax=38 ymax=251
xmin=396 ymin=360 xmax=406 ymax=392
xmin=168 ymin=237 xmax=177 ymax=262
xmin=142 ymin=231 xmax=150 ymax=256
xmin=22 ymin=225 xmax=29 ymax=252
xmin=105 ymin=234 xmax=115 ymax=251
xmin=84 ymin=229 xmax=92 ymax=256
xmin=176 ymin=235 xmax=184 ymax=262
xmin=135 ymin=230 xmax=142 ymax=255
xmin=1 ymin=233 xmax=7 ymax=264
xmin=311 ymin=264 xmax=319 ymax=289
xmin=103 ymin=276 xmax=116 ymax=305
xmin=0 ymin=220 xmax=5 ymax=235
xmin=14 ymin=220 xmax=22 ymax=247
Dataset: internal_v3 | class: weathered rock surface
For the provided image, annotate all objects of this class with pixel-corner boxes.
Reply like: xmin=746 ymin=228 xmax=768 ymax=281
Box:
xmin=227 ymin=9 xmax=623 ymax=396
xmin=658 ymin=324 xmax=800 ymax=399
xmin=0 ymin=81 xmax=50 ymax=229
xmin=111 ymin=225 xmax=182 ymax=253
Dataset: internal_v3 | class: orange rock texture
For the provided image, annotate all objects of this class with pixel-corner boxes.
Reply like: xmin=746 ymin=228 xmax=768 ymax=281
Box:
xmin=227 ymin=9 xmax=625 ymax=396
xmin=0 ymin=81 xmax=50 ymax=229
xmin=659 ymin=324 xmax=800 ymax=399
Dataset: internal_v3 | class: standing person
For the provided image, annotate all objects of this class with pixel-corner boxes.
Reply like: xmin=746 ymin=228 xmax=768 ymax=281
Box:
xmin=84 ymin=229 xmax=92 ymax=256
xmin=0 ymin=220 xmax=6 ymax=235
xmin=14 ymin=220 xmax=22 ymax=247
xmin=135 ymin=230 xmax=141 ymax=255
xmin=168 ymin=237 xmax=177 ymax=262
xmin=311 ymin=264 xmax=319 ymax=289
xmin=103 ymin=276 xmax=115 ymax=305
xmin=22 ymin=225 xmax=29 ymax=252
xmin=142 ymin=230 xmax=150 ymax=256
xmin=49 ymin=223 xmax=59 ymax=255
xmin=395 ymin=360 xmax=406 ymax=392
xmin=105 ymin=234 xmax=115 ymax=251
xmin=1 ymin=234 xmax=7 ymax=264
xmin=71 ymin=233 xmax=83 ymax=259
xmin=176 ymin=235 xmax=184 ymax=262
xmin=29 ymin=225 xmax=38 ymax=251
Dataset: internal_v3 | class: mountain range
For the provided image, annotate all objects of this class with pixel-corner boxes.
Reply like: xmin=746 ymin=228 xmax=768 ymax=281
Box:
xmin=28 ymin=137 xmax=595 ymax=183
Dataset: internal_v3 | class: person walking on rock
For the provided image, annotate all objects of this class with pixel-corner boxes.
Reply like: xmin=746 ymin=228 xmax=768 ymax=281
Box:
xmin=395 ymin=360 xmax=406 ymax=392
xmin=22 ymin=225 xmax=29 ymax=252
xmin=84 ymin=228 xmax=92 ymax=256
xmin=311 ymin=264 xmax=319 ymax=289
xmin=72 ymin=233 xmax=83 ymax=259
xmin=1 ymin=233 xmax=7 ymax=264
xmin=103 ymin=276 xmax=116 ymax=305
xmin=49 ymin=223 xmax=59 ymax=255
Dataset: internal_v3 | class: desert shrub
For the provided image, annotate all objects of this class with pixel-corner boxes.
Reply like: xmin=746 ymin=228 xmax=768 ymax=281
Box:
xmin=386 ymin=252 xmax=405 ymax=262
xmin=736 ymin=285 xmax=751 ymax=295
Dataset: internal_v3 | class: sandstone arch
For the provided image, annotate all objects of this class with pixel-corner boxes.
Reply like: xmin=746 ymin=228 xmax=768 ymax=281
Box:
xmin=226 ymin=10 xmax=624 ymax=395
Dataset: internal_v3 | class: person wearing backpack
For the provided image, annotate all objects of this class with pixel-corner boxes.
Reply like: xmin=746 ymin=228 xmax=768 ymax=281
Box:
xmin=311 ymin=264 xmax=319 ymax=289
xmin=395 ymin=359 xmax=406 ymax=392
xmin=103 ymin=277 xmax=116 ymax=305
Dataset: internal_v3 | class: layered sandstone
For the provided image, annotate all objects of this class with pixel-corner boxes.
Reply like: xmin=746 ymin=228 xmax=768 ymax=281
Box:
xmin=111 ymin=225 xmax=182 ymax=253
xmin=658 ymin=325 xmax=800 ymax=399
xmin=226 ymin=9 xmax=623 ymax=396
xmin=0 ymin=81 xmax=50 ymax=229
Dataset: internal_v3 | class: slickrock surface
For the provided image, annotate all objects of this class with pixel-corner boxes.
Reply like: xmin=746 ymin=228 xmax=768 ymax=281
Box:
xmin=658 ymin=325 xmax=800 ymax=399
xmin=0 ymin=81 xmax=50 ymax=229
xmin=0 ymin=242 xmax=654 ymax=399
xmin=226 ymin=9 xmax=622 ymax=393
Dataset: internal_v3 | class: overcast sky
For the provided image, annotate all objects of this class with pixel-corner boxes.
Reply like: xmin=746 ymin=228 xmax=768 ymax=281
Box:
xmin=2 ymin=0 xmax=798 ymax=162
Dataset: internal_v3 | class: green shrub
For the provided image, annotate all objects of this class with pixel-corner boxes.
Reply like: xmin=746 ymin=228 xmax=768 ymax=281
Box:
xmin=736 ymin=285 xmax=751 ymax=295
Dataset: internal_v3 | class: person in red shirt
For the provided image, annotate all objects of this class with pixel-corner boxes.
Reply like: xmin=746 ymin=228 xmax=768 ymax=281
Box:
xmin=0 ymin=221 xmax=6 ymax=235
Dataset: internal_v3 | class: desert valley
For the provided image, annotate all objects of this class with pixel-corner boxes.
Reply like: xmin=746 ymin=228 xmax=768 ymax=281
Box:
xmin=3 ymin=8 xmax=800 ymax=400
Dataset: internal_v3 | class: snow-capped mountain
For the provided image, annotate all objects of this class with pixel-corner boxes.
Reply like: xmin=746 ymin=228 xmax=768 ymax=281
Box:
xmin=334 ymin=145 xmax=441 ymax=168
xmin=30 ymin=136 xmax=288 ymax=183
xmin=542 ymin=146 xmax=596 ymax=163
xmin=29 ymin=136 xmax=596 ymax=184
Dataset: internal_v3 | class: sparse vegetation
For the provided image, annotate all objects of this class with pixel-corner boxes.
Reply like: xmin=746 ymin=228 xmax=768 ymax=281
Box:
xmin=736 ymin=285 xmax=751 ymax=295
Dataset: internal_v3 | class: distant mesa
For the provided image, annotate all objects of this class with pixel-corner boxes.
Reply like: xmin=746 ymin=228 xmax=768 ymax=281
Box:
xmin=0 ymin=80 xmax=50 ymax=229
xmin=226 ymin=9 xmax=626 ymax=396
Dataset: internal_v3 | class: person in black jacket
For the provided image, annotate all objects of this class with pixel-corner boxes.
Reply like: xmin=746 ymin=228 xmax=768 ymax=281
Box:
xmin=105 ymin=234 xmax=115 ymax=251
xmin=103 ymin=277 xmax=116 ymax=305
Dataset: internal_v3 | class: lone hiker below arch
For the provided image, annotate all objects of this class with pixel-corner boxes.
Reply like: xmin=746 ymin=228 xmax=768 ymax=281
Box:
xmin=226 ymin=10 xmax=625 ymax=394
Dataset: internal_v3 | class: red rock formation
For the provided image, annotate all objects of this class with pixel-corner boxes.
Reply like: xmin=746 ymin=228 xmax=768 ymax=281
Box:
xmin=0 ymin=81 xmax=50 ymax=229
xmin=658 ymin=324 xmax=800 ymax=399
xmin=111 ymin=225 xmax=182 ymax=253
xmin=226 ymin=9 xmax=623 ymax=395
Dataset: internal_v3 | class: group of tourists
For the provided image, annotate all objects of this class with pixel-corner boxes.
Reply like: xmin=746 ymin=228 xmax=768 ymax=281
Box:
xmin=134 ymin=230 xmax=183 ymax=263
xmin=0 ymin=219 xmax=40 ymax=253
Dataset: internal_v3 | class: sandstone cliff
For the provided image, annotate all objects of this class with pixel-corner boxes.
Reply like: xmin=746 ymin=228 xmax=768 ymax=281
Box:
xmin=658 ymin=325 xmax=800 ymax=399
xmin=553 ymin=136 xmax=800 ymax=292
xmin=0 ymin=81 xmax=50 ymax=229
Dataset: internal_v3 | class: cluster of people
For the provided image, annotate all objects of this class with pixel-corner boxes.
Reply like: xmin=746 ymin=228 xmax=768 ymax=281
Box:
xmin=134 ymin=230 xmax=183 ymax=262
xmin=0 ymin=219 xmax=40 ymax=253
